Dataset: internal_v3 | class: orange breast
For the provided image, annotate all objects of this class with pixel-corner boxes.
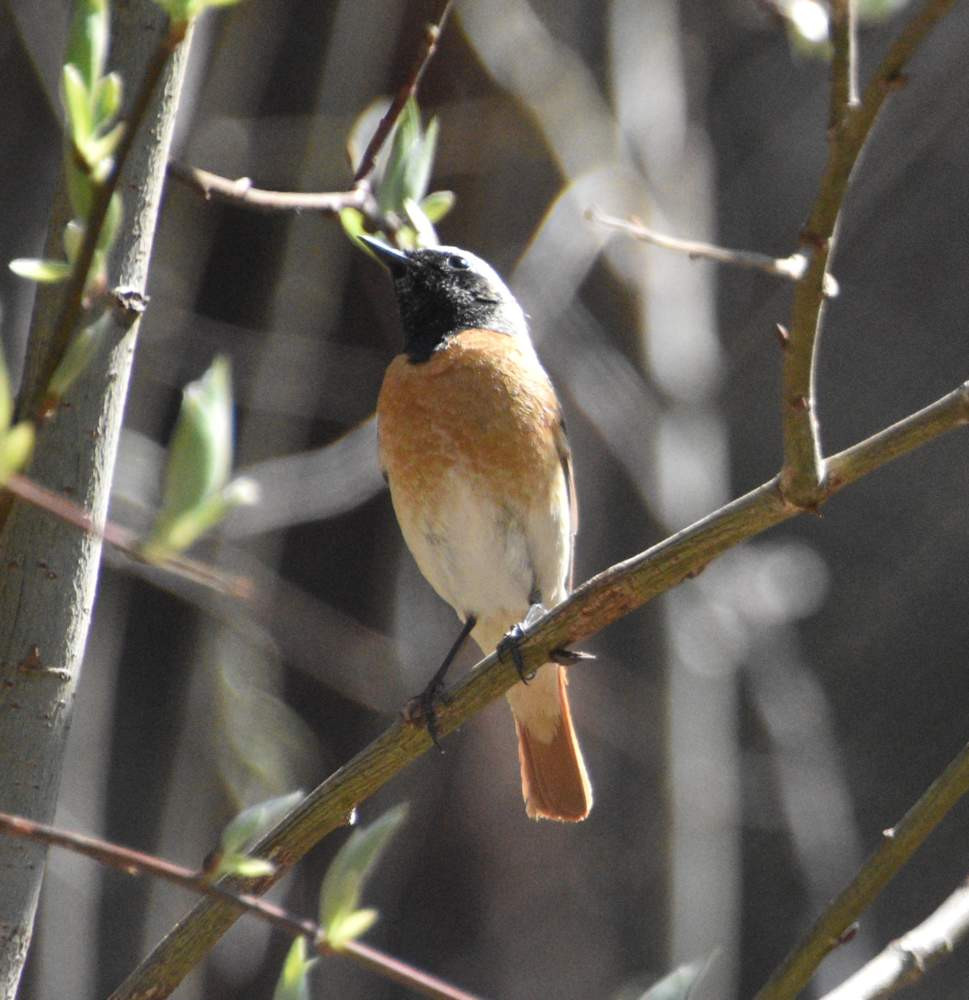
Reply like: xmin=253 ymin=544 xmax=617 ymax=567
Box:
xmin=377 ymin=329 xmax=563 ymax=511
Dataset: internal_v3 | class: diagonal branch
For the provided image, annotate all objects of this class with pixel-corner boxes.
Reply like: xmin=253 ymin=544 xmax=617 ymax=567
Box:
xmin=352 ymin=0 xmax=453 ymax=183
xmin=109 ymin=378 xmax=969 ymax=1000
xmin=755 ymin=739 xmax=969 ymax=1000
xmin=0 ymin=812 xmax=479 ymax=1000
xmin=819 ymin=879 xmax=969 ymax=1000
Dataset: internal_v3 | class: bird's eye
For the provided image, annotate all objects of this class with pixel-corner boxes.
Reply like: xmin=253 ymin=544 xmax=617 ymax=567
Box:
xmin=447 ymin=254 xmax=470 ymax=270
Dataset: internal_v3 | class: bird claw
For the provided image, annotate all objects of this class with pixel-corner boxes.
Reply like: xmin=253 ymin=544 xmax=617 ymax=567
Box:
xmin=550 ymin=646 xmax=595 ymax=666
xmin=403 ymin=680 xmax=451 ymax=752
xmin=498 ymin=623 xmax=535 ymax=683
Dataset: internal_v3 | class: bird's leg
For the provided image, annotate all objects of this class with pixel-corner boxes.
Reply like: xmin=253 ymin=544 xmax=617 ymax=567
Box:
xmin=498 ymin=622 xmax=534 ymax=683
xmin=498 ymin=602 xmax=596 ymax=678
xmin=403 ymin=614 xmax=476 ymax=750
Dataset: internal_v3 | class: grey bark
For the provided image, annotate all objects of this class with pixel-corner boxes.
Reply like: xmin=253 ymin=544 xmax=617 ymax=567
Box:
xmin=0 ymin=3 xmax=193 ymax=995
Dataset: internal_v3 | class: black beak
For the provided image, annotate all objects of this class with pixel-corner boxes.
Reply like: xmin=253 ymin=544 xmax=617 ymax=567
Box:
xmin=359 ymin=235 xmax=410 ymax=278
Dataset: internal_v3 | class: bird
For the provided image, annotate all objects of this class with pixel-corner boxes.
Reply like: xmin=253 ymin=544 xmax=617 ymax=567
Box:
xmin=363 ymin=236 xmax=592 ymax=822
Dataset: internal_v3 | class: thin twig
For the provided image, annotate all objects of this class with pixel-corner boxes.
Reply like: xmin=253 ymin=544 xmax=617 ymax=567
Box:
xmin=829 ymin=0 xmax=859 ymax=126
xmin=780 ymin=0 xmax=952 ymax=508
xmin=109 ymin=377 xmax=969 ymax=1000
xmin=352 ymin=0 xmax=453 ymax=183
xmin=23 ymin=22 xmax=188 ymax=423
xmin=2 ymin=474 xmax=252 ymax=600
xmin=0 ymin=812 xmax=479 ymax=1000
xmin=167 ymin=162 xmax=376 ymax=217
xmin=820 ymin=879 xmax=969 ymax=1000
xmin=586 ymin=208 xmax=839 ymax=296
xmin=755 ymin=737 xmax=969 ymax=1000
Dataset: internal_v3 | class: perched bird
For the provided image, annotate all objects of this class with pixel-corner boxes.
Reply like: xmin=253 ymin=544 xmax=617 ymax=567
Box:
xmin=365 ymin=237 xmax=592 ymax=822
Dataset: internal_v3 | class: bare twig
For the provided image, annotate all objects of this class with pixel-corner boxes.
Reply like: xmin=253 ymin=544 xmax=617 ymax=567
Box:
xmin=781 ymin=0 xmax=954 ymax=507
xmin=820 ymin=879 xmax=969 ymax=1000
xmin=110 ymin=377 xmax=969 ymax=1000
xmin=0 ymin=811 xmax=479 ymax=1000
xmin=23 ymin=22 xmax=189 ymax=423
xmin=829 ymin=0 xmax=859 ymax=125
xmin=167 ymin=162 xmax=376 ymax=217
xmin=3 ymin=474 xmax=252 ymax=599
xmin=352 ymin=0 xmax=453 ymax=183
xmin=586 ymin=208 xmax=839 ymax=296
xmin=755 ymin=735 xmax=969 ymax=1000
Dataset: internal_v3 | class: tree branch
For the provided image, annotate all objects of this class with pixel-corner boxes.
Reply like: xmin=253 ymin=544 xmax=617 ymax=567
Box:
xmin=586 ymin=208 xmax=838 ymax=295
xmin=781 ymin=0 xmax=952 ymax=507
xmin=352 ymin=0 xmax=453 ymax=183
xmin=21 ymin=20 xmax=189 ymax=423
xmin=756 ymin=736 xmax=969 ymax=1000
xmin=167 ymin=162 xmax=376 ymax=217
xmin=0 ymin=812 xmax=479 ymax=1000
xmin=820 ymin=879 xmax=969 ymax=1000
xmin=109 ymin=378 xmax=969 ymax=999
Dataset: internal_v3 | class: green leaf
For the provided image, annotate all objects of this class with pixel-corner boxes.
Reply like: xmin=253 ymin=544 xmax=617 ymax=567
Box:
xmin=638 ymin=953 xmax=720 ymax=1000
xmin=857 ymin=0 xmax=912 ymax=20
xmin=209 ymin=852 xmax=276 ymax=880
xmin=407 ymin=114 xmax=438 ymax=203
xmin=66 ymin=158 xmax=93 ymax=219
xmin=93 ymin=71 xmax=122 ymax=126
xmin=63 ymin=220 xmax=85 ymax=264
xmin=319 ymin=804 xmax=408 ymax=946
xmin=97 ymin=190 xmax=124 ymax=252
xmin=0 ymin=348 xmax=12 ymax=431
xmin=0 ymin=423 xmax=36 ymax=485
xmin=145 ymin=474 xmax=258 ymax=558
xmin=156 ymin=355 xmax=234 ymax=522
xmin=66 ymin=0 xmax=109 ymax=93
xmin=83 ymin=120 xmax=126 ymax=169
xmin=273 ymin=937 xmax=317 ymax=1000
xmin=328 ymin=908 xmax=379 ymax=951
xmin=419 ymin=190 xmax=455 ymax=224
xmin=62 ymin=63 xmax=93 ymax=147
xmin=338 ymin=207 xmax=366 ymax=244
xmin=9 ymin=258 xmax=72 ymax=283
xmin=219 ymin=790 xmax=304 ymax=858
xmin=47 ymin=314 xmax=111 ymax=400
xmin=402 ymin=198 xmax=438 ymax=249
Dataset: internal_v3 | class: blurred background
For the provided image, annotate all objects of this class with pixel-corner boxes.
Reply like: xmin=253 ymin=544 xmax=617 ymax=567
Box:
xmin=4 ymin=0 xmax=969 ymax=997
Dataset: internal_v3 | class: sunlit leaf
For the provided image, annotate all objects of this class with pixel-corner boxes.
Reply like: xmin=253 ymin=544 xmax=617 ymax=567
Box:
xmin=97 ymin=190 xmax=124 ymax=252
xmin=219 ymin=790 xmax=304 ymax=858
xmin=420 ymin=190 xmax=455 ymax=224
xmin=857 ymin=0 xmax=912 ymax=19
xmin=0 ymin=349 xmax=12 ymax=431
xmin=156 ymin=355 xmax=234 ymax=522
xmin=93 ymin=71 xmax=122 ymax=126
xmin=0 ymin=423 xmax=36 ymax=485
xmin=208 ymin=852 xmax=276 ymax=880
xmin=638 ymin=952 xmax=721 ymax=1000
xmin=319 ymin=804 xmax=408 ymax=949
xmin=63 ymin=220 xmax=85 ymax=264
xmin=62 ymin=63 xmax=93 ymax=147
xmin=402 ymin=198 xmax=438 ymax=249
xmin=327 ymin=908 xmax=378 ymax=951
xmin=47 ymin=314 xmax=111 ymax=400
xmin=66 ymin=0 xmax=109 ymax=94
xmin=407 ymin=114 xmax=438 ymax=203
xmin=9 ymin=258 xmax=72 ymax=283
xmin=273 ymin=937 xmax=317 ymax=1000
xmin=83 ymin=120 xmax=126 ymax=170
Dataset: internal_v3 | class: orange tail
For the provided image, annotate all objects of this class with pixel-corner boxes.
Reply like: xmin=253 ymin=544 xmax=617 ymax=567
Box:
xmin=508 ymin=664 xmax=592 ymax=822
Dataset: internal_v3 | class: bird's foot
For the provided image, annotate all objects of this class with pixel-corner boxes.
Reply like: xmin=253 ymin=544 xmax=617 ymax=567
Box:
xmin=403 ymin=678 xmax=452 ymax=752
xmin=550 ymin=646 xmax=596 ymax=666
xmin=498 ymin=622 xmax=536 ymax=683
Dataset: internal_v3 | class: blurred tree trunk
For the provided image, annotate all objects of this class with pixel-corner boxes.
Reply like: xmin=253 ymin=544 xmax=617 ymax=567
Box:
xmin=0 ymin=2 xmax=192 ymax=994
